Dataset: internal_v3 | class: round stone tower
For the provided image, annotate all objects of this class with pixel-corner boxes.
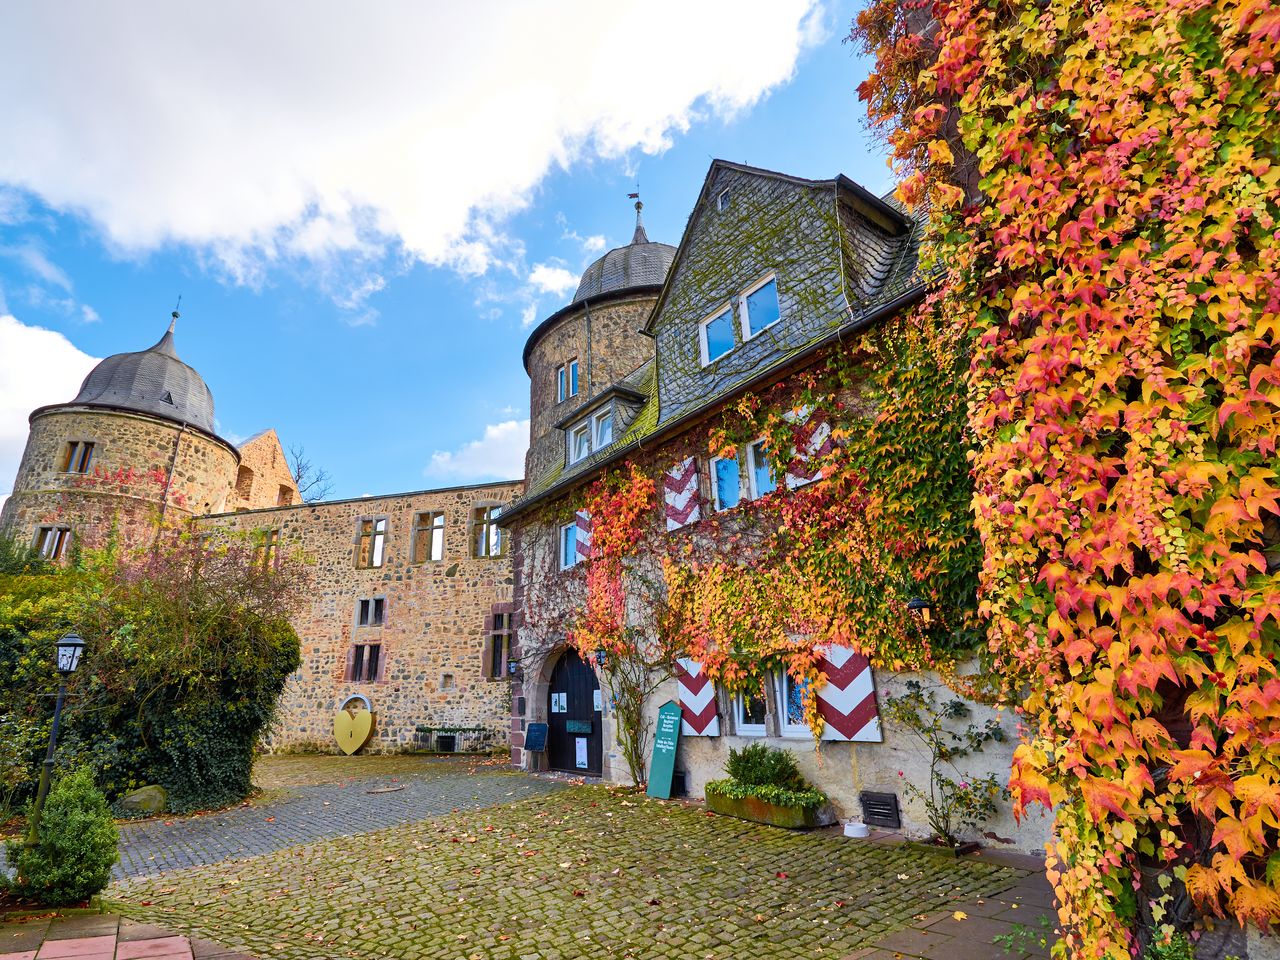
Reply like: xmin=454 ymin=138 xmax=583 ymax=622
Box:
xmin=0 ymin=317 xmax=241 ymax=558
xmin=522 ymin=203 xmax=676 ymax=482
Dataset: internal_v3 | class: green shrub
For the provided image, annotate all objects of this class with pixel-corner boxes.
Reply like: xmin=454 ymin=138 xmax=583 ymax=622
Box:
xmin=724 ymin=743 xmax=808 ymax=790
xmin=4 ymin=767 xmax=119 ymax=905
xmin=705 ymin=778 xmax=828 ymax=809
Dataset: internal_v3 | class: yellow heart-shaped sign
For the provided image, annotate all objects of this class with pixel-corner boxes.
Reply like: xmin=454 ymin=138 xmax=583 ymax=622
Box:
xmin=334 ymin=707 xmax=374 ymax=755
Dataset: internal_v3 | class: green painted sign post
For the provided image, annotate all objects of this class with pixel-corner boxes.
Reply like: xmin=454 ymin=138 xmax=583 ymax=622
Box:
xmin=646 ymin=700 xmax=683 ymax=799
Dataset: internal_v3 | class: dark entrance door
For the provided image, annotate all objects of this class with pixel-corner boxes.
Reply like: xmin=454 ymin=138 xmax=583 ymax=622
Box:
xmin=546 ymin=648 xmax=603 ymax=775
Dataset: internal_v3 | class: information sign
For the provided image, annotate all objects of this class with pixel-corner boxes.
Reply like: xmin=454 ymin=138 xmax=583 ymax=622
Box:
xmin=524 ymin=722 xmax=548 ymax=753
xmin=646 ymin=700 xmax=682 ymax=799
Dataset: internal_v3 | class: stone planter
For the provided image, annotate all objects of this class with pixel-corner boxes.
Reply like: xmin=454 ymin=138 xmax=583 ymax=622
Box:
xmin=902 ymin=839 xmax=981 ymax=858
xmin=704 ymin=786 xmax=837 ymax=829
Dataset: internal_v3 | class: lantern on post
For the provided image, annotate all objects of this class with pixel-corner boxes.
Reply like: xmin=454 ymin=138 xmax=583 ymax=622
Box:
xmin=25 ymin=631 xmax=86 ymax=849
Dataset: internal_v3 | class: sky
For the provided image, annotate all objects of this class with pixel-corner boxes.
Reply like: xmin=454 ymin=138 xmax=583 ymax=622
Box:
xmin=0 ymin=1 xmax=894 ymax=506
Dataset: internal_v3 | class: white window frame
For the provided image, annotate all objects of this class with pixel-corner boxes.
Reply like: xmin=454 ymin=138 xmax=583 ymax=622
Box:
xmin=698 ymin=304 xmax=736 ymax=367
xmin=733 ymin=689 xmax=767 ymax=737
xmin=739 ymin=274 xmax=782 ymax=341
xmin=559 ymin=521 xmax=579 ymax=570
xmin=717 ymin=189 xmax=731 ymax=212
xmin=773 ymin=672 xmax=810 ymax=738
xmin=710 ymin=454 xmax=742 ymax=512
xmin=746 ymin=440 xmax=776 ymax=499
xmin=569 ymin=423 xmax=591 ymax=464
xmin=557 ymin=364 xmax=567 ymax=403
xmin=593 ymin=408 xmax=613 ymax=449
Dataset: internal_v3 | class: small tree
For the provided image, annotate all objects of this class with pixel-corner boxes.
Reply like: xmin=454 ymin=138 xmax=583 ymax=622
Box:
xmin=883 ymin=679 xmax=1006 ymax=846
xmin=287 ymin=444 xmax=334 ymax=503
xmin=5 ymin=767 xmax=118 ymax=905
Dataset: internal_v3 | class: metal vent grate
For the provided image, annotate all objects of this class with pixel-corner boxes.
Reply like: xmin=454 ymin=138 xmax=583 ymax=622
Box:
xmin=859 ymin=790 xmax=901 ymax=828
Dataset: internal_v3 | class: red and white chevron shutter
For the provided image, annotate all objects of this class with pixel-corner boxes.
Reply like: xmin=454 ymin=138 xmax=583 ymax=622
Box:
xmin=575 ymin=509 xmax=592 ymax=562
xmin=785 ymin=406 xmax=834 ymax=489
xmin=675 ymin=657 xmax=719 ymax=736
xmin=664 ymin=457 xmax=701 ymax=531
xmin=816 ymin=646 xmax=882 ymax=742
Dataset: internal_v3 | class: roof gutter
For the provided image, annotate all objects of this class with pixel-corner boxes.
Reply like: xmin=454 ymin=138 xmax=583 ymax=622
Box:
xmin=499 ymin=283 xmax=929 ymax=526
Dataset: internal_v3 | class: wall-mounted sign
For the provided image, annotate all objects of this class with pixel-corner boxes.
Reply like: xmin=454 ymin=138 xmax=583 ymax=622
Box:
xmin=565 ymin=719 xmax=592 ymax=734
xmin=575 ymin=737 xmax=588 ymax=769
xmin=593 ymin=689 xmax=602 ymax=713
xmin=334 ymin=694 xmax=375 ymax=755
xmin=646 ymin=700 xmax=682 ymax=799
xmin=524 ymin=722 xmax=548 ymax=753
xmin=551 ymin=692 xmax=567 ymax=713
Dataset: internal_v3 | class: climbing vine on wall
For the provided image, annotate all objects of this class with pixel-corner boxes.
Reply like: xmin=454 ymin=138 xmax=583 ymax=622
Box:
xmin=852 ymin=0 xmax=1280 ymax=953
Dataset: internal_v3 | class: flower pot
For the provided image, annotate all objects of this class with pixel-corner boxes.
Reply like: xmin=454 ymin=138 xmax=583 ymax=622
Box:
xmin=704 ymin=787 xmax=837 ymax=829
xmin=844 ymin=821 xmax=871 ymax=838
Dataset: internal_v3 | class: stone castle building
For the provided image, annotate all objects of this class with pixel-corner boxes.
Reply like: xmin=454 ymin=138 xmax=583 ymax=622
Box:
xmin=0 ymin=316 xmax=523 ymax=752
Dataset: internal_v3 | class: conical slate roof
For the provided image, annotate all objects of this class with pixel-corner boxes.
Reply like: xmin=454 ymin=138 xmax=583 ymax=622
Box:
xmin=571 ymin=202 xmax=676 ymax=303
xmin=68 ymin=319 xmax=216 ymax=433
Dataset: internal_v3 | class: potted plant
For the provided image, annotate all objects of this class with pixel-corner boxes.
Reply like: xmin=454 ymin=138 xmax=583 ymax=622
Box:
xmin=704 ymin=744 xmax=836 ymax=829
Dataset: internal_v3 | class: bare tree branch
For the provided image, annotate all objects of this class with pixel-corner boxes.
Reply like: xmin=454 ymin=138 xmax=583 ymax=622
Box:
xmin=287 ymin=443 xmax=334 ymax=503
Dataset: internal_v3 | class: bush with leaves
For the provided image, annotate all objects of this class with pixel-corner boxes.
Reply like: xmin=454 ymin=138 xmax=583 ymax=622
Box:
xmin=4 ymin=767 xmax=118 ymax=906
xmin=882 ymin=680 xmax=1006 ymax=846
xmin=0 ymin=530 xmax=304 ymax=813
xmin=724 ymin=742 xmax=808 ymax=791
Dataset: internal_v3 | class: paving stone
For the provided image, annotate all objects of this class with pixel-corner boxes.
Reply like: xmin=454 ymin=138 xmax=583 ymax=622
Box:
xmin=42 ymin=920 xmax=119 ymax=943
xmin=0 ymin=922 xmax=50 ymax=954
xmin=33 ymin=935 xmax=115 ymax=959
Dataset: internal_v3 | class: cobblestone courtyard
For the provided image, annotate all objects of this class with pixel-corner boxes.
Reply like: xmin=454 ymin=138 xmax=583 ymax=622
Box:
xmin=93 ymin=757 xmax=1043 ymax=960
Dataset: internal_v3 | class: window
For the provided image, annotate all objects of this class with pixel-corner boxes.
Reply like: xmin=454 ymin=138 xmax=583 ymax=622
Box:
xmin=351 ymin=643 xmax=381 ymax=682
xmin=276 ymin=485 xmax=292 ymax=507
xmin=34 ymin=525 xmax=71 ymax=560
xmin=748 ymin=441 xmax=777 ymax=498
xmin=488 ymin=610 xmax=512 ymax=678
xmin=61 ymin=441 xmax=94 ymax=474
xmin=712 ymin=455 xmax=741 ymax=511
xmin=440 ymin=673 xmax=456 ymax=691
xmin=569 ymin=423 xmax=591 ymax=464
xmin=717 ymin=189 xmax=731 ymax=212
xmin=774 ymin=672 xmax=810 ymax=737
xmin=560 ymin=521 xmax=579 ymax=569
xmin=734 ymin=688 xmax=767 ymax=737
xmin=557 ymin=358 xmax=580 ymax=402
xmin=412 ymin=511 xmax=445 ymax=563
xmin=357 ymin=597 xmax=386 ymax=627
xmin=356 ymin=518 xmax=387 ymax=568
xmin=699 ymin=307 xmax=735 ymax=366
xmin=594 ymin=409 xmax=613 ymax=448
xmin=255 ymin=528 xmax=281 ymax=569
xmin=473 ymin=506 xmax=505 ymax=558
xmin=741 ymin=278 xmax=781 ymax=339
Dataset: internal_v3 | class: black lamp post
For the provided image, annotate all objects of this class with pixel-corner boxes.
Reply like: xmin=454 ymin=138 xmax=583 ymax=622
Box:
xmin=507 ymin=658 xmax=522 ymax=678
xmin=25 ymin=631 xmax=85 ymax=849
xmin=906 ymin=597 xmax=933 ymax=626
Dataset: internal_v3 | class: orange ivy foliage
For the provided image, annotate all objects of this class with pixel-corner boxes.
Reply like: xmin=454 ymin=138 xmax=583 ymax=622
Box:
xmin=854 ymin=0 xmax=1280 ymax=951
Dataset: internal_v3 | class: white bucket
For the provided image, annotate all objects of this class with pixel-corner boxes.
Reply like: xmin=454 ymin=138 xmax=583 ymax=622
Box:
xmin=843 ymin=821 xmax=871 ymax=838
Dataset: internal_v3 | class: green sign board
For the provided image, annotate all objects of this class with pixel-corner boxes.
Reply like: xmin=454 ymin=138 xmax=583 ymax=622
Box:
xmin=646 ymin=700 xmax=683 ymax=799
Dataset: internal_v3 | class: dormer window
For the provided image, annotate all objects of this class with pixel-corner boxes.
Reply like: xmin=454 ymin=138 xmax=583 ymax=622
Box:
xmin=557 ymin=359 xmax=580 ymax=403
xmin=568 ymin=408 xmax=614 ymax=465
xmin=699 ymin=307 xmax=735 ymax=366
xmin=717 ymin=189 xmax=731 ymax=212
xmin=741 ymin=277 xmax=781 ymax=339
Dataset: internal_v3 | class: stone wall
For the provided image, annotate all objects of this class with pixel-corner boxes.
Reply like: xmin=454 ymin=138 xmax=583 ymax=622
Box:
xmin=225 ymin=429 xmax=299 ymax=511
xmin=524 ymin=295 xmax=656 ymax=483
xmin=0 ymin=405 xmax=239 ymax=553
xmin=202 ymin=480 xmax=523 ymax=753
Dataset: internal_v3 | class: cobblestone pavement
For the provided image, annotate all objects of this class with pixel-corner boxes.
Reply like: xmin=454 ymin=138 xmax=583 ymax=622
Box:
xmin=113 ymin=757 xmax=564 ymax=880
xmin=107 ymin=785 xmax=1028 ymax=960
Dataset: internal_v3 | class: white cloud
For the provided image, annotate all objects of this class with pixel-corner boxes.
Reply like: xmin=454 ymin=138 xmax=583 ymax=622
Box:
xmin=0 ymin=1 xmax=824 ymax=280
xmin=0 ymin=315 xmax=100 ymax=496
xmin=582 ymin=234 xmax=607 ymax=254
xmin=425 ymin=419 xmax=529 ymax=483
xmin=79 ymin=304 xmax=100 ymax=323
xmin=0 ymin=242 xmax=71 ymax=290
xmin=520 ymin=303 xmax=538 ymax=329
xmin=528 ymin=263 xmax=578 ymax=297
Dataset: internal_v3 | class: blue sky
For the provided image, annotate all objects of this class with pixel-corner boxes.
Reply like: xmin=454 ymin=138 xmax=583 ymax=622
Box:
xmin=0 ymin=2 xmax=892 ymax=503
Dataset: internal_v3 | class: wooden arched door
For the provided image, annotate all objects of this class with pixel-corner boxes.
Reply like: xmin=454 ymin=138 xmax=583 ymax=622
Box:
xmin=546 ymin=648 xmax=603 ymax=775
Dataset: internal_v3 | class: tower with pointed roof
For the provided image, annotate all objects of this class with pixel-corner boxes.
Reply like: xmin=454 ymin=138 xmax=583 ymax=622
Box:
xmin=521 ymin=201 xmax=676 ymax=483
xmin=0 ymin=316 xmax=297 ymax=557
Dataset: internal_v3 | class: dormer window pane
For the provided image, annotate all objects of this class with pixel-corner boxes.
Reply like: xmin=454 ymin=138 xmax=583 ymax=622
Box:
xmin=701 ymin=309 xmax=734 ymax=365
xmin=743 ymin=279 xmax=780 ymax=338
xmin=594 ymin=410 xmax=613 ymax=448
xmin=571 ymin=425 xmax=591 ymax=463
